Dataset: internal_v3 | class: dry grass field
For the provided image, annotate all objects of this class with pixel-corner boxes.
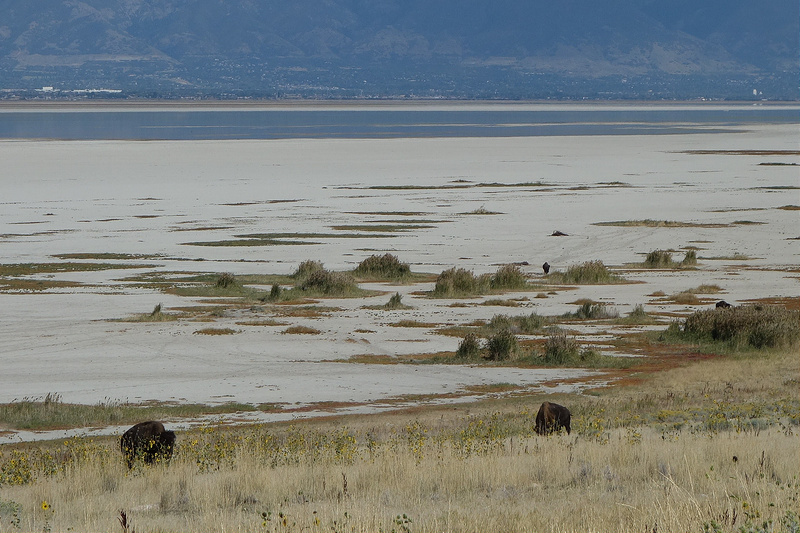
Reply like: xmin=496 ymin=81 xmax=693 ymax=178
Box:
xmin=0 ymin=348 xmax=797 ymax=533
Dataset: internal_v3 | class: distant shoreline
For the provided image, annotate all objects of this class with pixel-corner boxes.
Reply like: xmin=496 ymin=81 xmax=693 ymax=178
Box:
xmin=1 ymin=99 xmax=798 ymax=111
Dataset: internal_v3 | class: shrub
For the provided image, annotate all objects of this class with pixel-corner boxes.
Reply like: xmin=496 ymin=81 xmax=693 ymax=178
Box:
xmin=298 ymin=269 xmax=358 ymax=296
xmin=487 ymin=314 xmax=513 ymax=332
xmin=542 ymin=331 xmax=580 ymax=365
xmin=552 ymin=261 xmax=624 ymax=284
xmin=681 ymin=249 xmax=698 ymax=266
xmin=456 ymin=333 xmax=482 ymax=359
xmin=384 ymin=292 xmax=407 ymax=309
xmin=216 ymin=272 xmax=238 ymax=288
xmin=269 ymin=284 xmax=282 ymax=300
xmin=432 ymin=267 xmax=490 ymax=297
xmin=293 ymin=260 xmax=325 ymax=281
xmin=617 ymin=304 xmax=658 ymax=325
xmin=489 ymin=264 xmax=528 ymax=290
xmin=353 ymin=254 xmax=411 ymax=280
xmin=643 ymin=250 xmax=674 ymax=268
xmin=516 ymin=312 xmax=548 ymax=333
xmin=484 ymin=330 xmax=519 ymax=361
xmin=681 ymin=305 xmax=800 ymax=349
xmin=567 ymin=302 xmax=619 ymax=320
xmin=282 ymin=326 xmax=322 ymax=335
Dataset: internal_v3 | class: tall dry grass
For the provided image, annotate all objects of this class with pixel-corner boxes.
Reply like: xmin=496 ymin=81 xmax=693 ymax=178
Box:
xmin=2 ymin=427 xmax=796 ymax=532
xmin=1 ymin=351 xmax=797 ymax=533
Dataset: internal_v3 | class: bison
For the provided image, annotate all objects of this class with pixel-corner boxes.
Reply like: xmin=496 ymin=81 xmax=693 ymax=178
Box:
xmin=542 ymin=262 xmax=551 ymax=274
xmin=535 ymin=401 xmax=571 ymax=435
xmin=120 ymin=421 xmax=176 ymax=469
xmin=715 ymin=300 xmax=732 ymax=308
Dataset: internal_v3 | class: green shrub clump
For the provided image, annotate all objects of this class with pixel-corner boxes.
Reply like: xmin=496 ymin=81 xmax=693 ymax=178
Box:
xmin=552 ymin=261 xmax=624 ymax=284
xmin=681 ymin=250 xmax=698 ymax=266
xmin=643 ymin=250 xmax=674 ymax=268
xmin=484 ymin=330 xmax=520 ymax=361
xmin=293 ymin=260 xmax=325 ymax=280
xmin=681 ymin=305 xmax=799 ymax=349
xmin=432 ymin=267 xmax=490 ymax=297
xmin=567 ymin=302 xmax=619 ymax=320
xmin=432 ymin=264 xmax=529 ymax=298
xmin=298 ymin=269 xmax=358 ymax=296
xmin=489 ymin=264 xmax=528 ymax=290
xmin=216 ymin=272 xmax=239 ymax=288
xmin=385 ymin=292 xmax=405 ymax=309
xmin=643 ymin=250 xmax=697 ymax=269
xmin=354 ymin=254 xmax=411 ymax=280
xmin=456 ymin=333 xmax=482 ymax=359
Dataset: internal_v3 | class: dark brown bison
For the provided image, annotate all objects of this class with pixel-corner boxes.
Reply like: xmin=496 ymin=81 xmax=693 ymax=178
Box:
xmin=535 ymin=401 xmax=571 ymax=435
xmin=715 ymin=300 xmax=732 ymax=308
xmin=120 ymin=421 xmax=176 ymax=469
xmin=542 ymin=262 xmax=551 ymax=274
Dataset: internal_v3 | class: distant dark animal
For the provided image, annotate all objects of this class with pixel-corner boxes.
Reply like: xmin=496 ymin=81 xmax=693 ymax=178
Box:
xmin=535 ymin=401 xmax=571 ymax=435
xmin=716 ymin=300 xmax=732 ymax=308
xmin=120 ymin=421 xmax=176 ymax=469
xmin=551 ymin=230 xmax=568 ymax=237
xmin=542 ymin=262 xmax=550 ymax=274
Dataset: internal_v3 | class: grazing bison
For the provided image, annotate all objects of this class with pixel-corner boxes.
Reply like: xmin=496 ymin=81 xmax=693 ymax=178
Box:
xmin=542 ymin=262 xmax=550 ymax=274
xmin=121 ymin=421 xmax=175 ymax=469
xmin=716 ymin=300 xmax=732 ymax=308
xmin=535 ymin=402 xmax=571 ymax=435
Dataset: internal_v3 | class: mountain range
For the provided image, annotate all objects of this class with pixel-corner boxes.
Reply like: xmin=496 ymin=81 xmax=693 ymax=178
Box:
xmin=1 ymin=0 xmax=797 ymax=100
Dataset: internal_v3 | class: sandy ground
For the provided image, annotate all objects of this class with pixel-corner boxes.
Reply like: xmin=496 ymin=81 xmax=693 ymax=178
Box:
xmin=0 ymin=105 xmax=797 ymax=442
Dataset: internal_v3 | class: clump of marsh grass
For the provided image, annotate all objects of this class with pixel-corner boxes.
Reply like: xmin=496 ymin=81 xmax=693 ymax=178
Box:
xmin=455 ymin=333 xmax=482 ymax=359
xmin=122 ymin=303 xmax=179 ymax=323
xmin=548 ymin=260 xmax=626 ymax=284
xmin=288 ymin=260 xmax=363 ymax=297
xmin=681 ymin=249 xmax=697 ymax=266
xmin=215 ymin=272 xmax=238 ymax=289
xmin=641 ymin=250 xmax=698 ymax=269
xmin=678 ymin=305 xmax=800 ymax=350
xmin=541 ymin=330 xmax=581 ymax=364
xmin=540 ymin=331 xmax=603 ymax=366
xmin=293 ymin=260 xmax=325 ymax=281
xmin=384 ymin=292 xmax=410 ymax=310
xmin=194 ymin=327 xmax=237 ymax=335
xmin=489 ymin=264 xmax=528 ymax=290
xmin=432 ymin=267 xmax=490 ymax=297
xmin=298 ymin=269 xmax=359 ymax=296
xmin=564 ymin=302 xmax=619 ymax=320
xmin=282 ymin=326 xmax=322 ymax=335
xmin=484 ymin=329 xmax=520 ymax=361
xmin=353 ymin=254 xmax=411 ymax=280
xmin=643 ymin=250 xmax=674 ymax=268
xmin=432 ymin=264 xmax=529 ymax=298
xmin=616 ymin=304 xmax=659 ymax=325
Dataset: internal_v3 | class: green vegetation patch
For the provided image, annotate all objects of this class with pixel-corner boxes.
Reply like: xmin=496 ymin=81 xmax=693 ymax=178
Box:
xmin=282 ymin=325 xmax=322 ymax=335
xmin=431 ymin=264 xmax=530 ymax=298
xmin=194 ymin=327 xmax=238 ymax=335
xmin=353 ymin=254 xmax=411 ymax=280
xmin=0 ymin=262 xmax=155 ymax=276
xmin=546 ymin=260 xmax=628 ymax=285
xmin=664 ymin=305 xmax=800 ymax=351
xmin=638 ymin=249 xmax=697 ymax=269
xmin=563 ymin=302 xmax=619 ymax=320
